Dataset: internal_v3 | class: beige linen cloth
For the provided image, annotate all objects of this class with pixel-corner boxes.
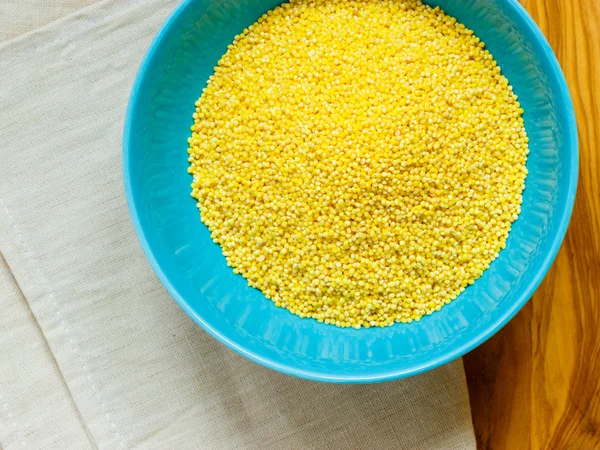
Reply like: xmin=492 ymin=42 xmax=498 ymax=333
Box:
xmin=0 ymin=1 xmax=477 ymax=449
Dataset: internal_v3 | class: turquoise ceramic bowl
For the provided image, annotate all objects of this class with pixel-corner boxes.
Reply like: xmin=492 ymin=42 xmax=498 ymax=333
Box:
xmin=123 ymin=0 xmax=578 ymax=382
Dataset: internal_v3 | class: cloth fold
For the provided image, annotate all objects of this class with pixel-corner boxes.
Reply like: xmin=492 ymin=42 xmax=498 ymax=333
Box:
xmin=0 ymin=1 xmax=476 ymax=448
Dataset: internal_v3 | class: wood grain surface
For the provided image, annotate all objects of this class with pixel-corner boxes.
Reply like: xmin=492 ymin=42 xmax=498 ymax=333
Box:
xmin=463 ymin=0 xmax=600 ymax=448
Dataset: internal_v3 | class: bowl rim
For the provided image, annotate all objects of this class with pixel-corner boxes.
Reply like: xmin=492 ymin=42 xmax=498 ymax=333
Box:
xmin=122 ymin=0 xmax=579 ymax=383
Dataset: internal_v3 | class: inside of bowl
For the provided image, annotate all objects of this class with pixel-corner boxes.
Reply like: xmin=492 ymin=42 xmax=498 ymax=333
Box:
xmin=126 ymin=0 xmax=576 ymax=381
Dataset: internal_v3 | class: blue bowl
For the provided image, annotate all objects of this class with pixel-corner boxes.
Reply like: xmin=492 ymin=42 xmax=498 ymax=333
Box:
xmin=123 ymin=0 xmax=578 ymax=382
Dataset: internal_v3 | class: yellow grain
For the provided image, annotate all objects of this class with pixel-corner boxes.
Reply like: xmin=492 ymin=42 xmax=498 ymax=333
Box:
xmin=188 ymin=0 xmax=529 ymax=328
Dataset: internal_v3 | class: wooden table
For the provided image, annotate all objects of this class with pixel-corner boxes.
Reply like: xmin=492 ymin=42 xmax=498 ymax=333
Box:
xmin=463 ymin=0 xmax=600 ymax=448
